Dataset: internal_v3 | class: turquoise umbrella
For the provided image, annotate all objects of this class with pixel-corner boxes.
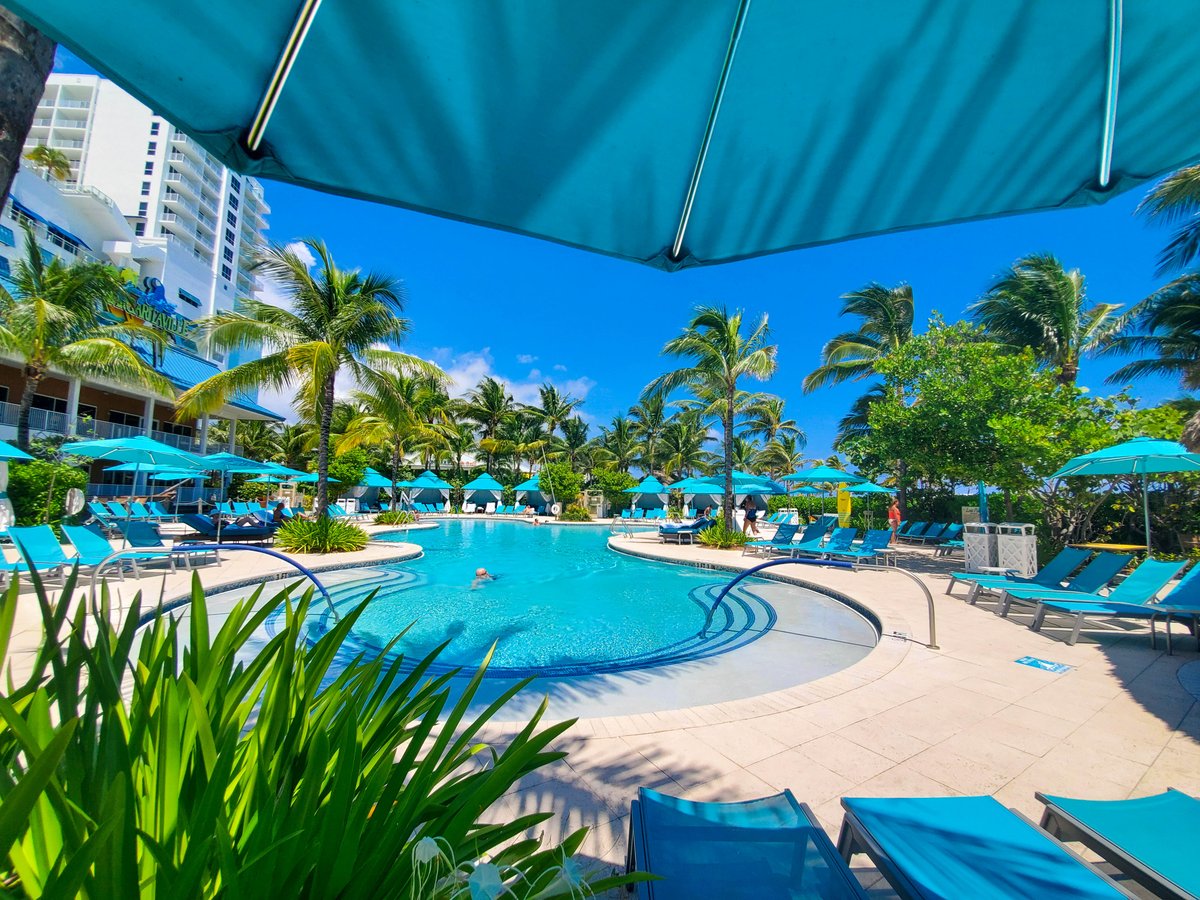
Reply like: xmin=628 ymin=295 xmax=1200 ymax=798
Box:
xmin=359 ymin=467 xmax=394 ymax=489
xmin=14 ymin=4 xmax=1200 ymax=270
xmin=845 ymin=482 xmax=897 ymax=529
xmin=62 ymin=436 xmax=205 ymax=471
xmin=1051 ymin=436 xmax=1200 ymax=549
xmin=781 ymin=465 xmax=863 ymax=513
xmin=0 ymin=440 xmax=33 ymax=461
xmin=292 ymin=473 xmax=340 ymax=484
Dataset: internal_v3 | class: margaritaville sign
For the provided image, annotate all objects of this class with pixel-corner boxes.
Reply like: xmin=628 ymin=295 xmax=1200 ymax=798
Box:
xmin=108 ymin=289 xmax=194 ymax=339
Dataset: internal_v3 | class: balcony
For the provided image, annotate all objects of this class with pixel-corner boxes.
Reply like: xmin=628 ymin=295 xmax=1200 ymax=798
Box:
xmin=50 ymin=138 xmax=84 ymax=149
xmin=0 ymin=400 xmax=234 ymax=456
xmin=57 ymin=99 xmax=90 ymax=109
xmin=165 ymin=170 xmax=201 ymax=200
xmin=31 ymin=117 xmax=52 ymax=127
xmin=53 ymin=117 xmax=87 ymax=129
xmin=170 ymin=131 xmax=205 ymax=162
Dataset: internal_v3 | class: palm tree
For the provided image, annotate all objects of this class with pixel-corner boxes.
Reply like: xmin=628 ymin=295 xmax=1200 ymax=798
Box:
xmin=744 ymin=395 xmax=805 ymax=447
xmin=0 ymin=12 xmax=55 ymax=201
xmin=729 ymin=435 xmax=760 ymax=472
xmin=482 ymin=412 xmax=546 ymax=478
xmin=970 ymin=254 xmax=1121 ymax=385
xmin=337 ymin=371 xmax=451 ymax=503
xmin=832 ymin=383 xmax=887 ymax=451
xmin=803 ymin=283 xmax=914 ymax=392
xmin=535 ymin=384 xmax=580 ymax=440
xmin=630 ymin=394 xmax=668 ymax=476
xmin=601 ymin=414 xmax=639 ymax=473
xmin=207 ymin=419 xmax=282 ymax=461
xmin=757 ymin=434 xmax=806 ymax=479
xmin=23 ymin=144 xmax=71 ymax=181
xmin=177 ymin=239 xmax=437 ymax=516
xmin=278 ymin=423 xmax=311 ymax=471
xmin=0 ymin=229 xmax=172 ymax=449
xmin=463 ymin=376 xmax=516 ymax=471
xmin=645 ymin=305 xmax=777 ymax=526
xmin=555 ymin=416 xmax=591 ymax=469
xmin=658 ymin=412 xmax=711 ymax=480
xmin=1136 ymin=164 xmax=1200 ymax=277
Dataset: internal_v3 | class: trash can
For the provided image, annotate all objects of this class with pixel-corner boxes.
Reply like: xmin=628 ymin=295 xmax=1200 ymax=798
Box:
xmin=339 ymin=497 xmax=358 ymax=514
xmin=996 ymin=523 xmax=1038 ymax=578
xmin=963 ymin=522 xmax=999 ymax=572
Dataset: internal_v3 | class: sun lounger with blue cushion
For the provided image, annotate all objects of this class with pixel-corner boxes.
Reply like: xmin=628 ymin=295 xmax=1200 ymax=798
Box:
xmin=63 ymin=524 xmax=175 ymax=578
xmin=895 ymin=521 xmax=929 ymax=542
xmin=743 ymin=522 xmax=799 ymax=556
xmin=627 ymin=787 xmax=868 ymax=899
xmin=6 ymin=525 xmax=88 ymax=584
xmin=794 ymin=526 xmax=855 ymax=558
xmin=772 ymin=521 xmax=830 ymax=558
xmin=1038 ymin=789 xmax=1200 ymax=900
xmin=1028 ymin=563 xmax=1200 ymax=647
xmin=838 ymin=795 xmax=1130 ymax=899
xmin=147 ymin=500 xmax=175 ymax=521
xmin=924 ymin=522 xmax=962 ymax=545
xmin=87 ymin=501 xmax=118 ymax=529
xmin=909 ymin=522 xmax=949 ymax=544
xmin=995 ymin=551 xmax=1137 ymax=618
xmin=180 ymin=514 xmax=272 ymax=544
xmin=106 ymin=501 xmax=134 ymax=519
xmin=119 ymin=521 xmax=220 ymax=568
xmin=947 ymin=546 xmax=1091 ymax=601
xmin=826 ymin=529 xmax=893 ymax=565
xmin=659 ymin=518 xmax=714 ymax=545
xmin=632 ymin=508 xmax=645 ymax=519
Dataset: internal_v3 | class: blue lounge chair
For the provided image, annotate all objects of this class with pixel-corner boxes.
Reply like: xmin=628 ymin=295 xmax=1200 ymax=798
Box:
xmin=659 ymin=518 xmax=714 ymax=545
xmin=922 ymin=522 xmax=962 ymax=545
xmin=628 ymin=787 xmax=867 ymax=899
xmin=119 ymin=521 xmax=220 ymax=568
xmin=826 ymin=528 xmax=894 ymax=565
xmin=838 ymin=795 xmax=1128 ymax=899
xmin=742 ymin=522 xmax=800 ymax=556
xmin=633 ymin=508 xmax=645 ymax=520
xmin=793 ymin=526 xmax=854 ymax=559
xmin=1038 ymin=789 xmax=1200 ymax=899
xmin=6 ymin=525 xmax=85 ymax=583
xmin=147 ymin=500 xmax=175 ymax=521
xmin=106 ymin=501 xmax=132 ymax=519
xmin=909 ymin=523 xmax=949 ymax=544
xmin=129 ymin=501 xmax=158 ymax=520
xmin=232 ymin=501 xmax=250 ymax=515
xmin=896 ymin=521 xmax=929 ymax=542
xmin=994 ymin=551 xmax=1135 ymax=618
xmin=87 ymin=501 xmax=118 ymax=529
xmin=1029 ymin=563 xmax=1200 ymax=647
xmin=947 ymin=546 xmax=1092 ymax=601
xmin=63 ymin=524 xmax=175 ymax=578
xmin=620 ymin=509 xmax=632 ymax=519
xmin=775 ymin=521 xmax=832 ymax=558
xmin=180 ymin=514 xmax=273 ymax=544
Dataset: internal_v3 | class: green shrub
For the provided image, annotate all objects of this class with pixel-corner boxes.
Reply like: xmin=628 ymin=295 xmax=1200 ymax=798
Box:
xmin=697 ymin=522 xmax=749 ymax=549
xmin=326 ymin=448 xmax=369 ymax=488
xmin=559 ymin=504 xmax=591 ymax=522
xmin=275 ymin=516 xmax=369 ymax=553
xmin=0 ymin=570 xmax=638 ymax=897
xmin=7 ymin=458 xmax=87 ymax=525
xmin=375 ymin=510 xmax=416 ymax=525
xmin=539 ymin=462 xmax=584 ymax=508
xmin=591 ymin=469 xmax=637 ymax=516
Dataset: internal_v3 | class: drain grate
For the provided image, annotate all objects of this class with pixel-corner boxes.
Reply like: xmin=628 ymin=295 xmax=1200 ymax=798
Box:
xmin=1179 ymin=661 xmax=1200 ymax=701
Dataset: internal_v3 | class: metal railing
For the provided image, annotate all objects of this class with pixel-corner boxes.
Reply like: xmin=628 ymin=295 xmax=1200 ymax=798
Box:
xmin=701 ymin=556 xmax=939 ymax=650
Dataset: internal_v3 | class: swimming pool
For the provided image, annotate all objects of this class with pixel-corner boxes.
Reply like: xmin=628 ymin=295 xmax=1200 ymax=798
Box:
xmin=267 ymin=520 xmax=877 ymax=686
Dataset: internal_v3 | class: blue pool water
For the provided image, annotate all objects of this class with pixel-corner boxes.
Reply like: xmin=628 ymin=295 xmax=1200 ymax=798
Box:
xmin=280 ymin=520 xmax=877 ymax=681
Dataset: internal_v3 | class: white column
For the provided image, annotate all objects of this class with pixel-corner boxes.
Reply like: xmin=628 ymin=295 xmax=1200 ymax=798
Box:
xmin=65 ymin=378 xmax=81 ymax=437
xmin=142 ymin=396 xmax=155 ymax=437
xmin=226 ymin=417 xmax=238 ymax=455
xmin=198 ymin=414 xmax=210 ymax=453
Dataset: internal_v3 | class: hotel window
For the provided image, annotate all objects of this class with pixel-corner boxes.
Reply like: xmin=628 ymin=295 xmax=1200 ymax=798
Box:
xmin=0 ymin=257 xmax=9 ymax=279
xmin=224 ymin=228 xmax=235 ymax=244
xmin=108 ymin=410 xmax=142 ymax=428
xmin=137 ymin=202 xmax=148 ymax=216
xmin=226 ymin=211 xmax=237 ymax=228
xmin=0 ymin=225 xmax=13 ymax=246
xmin=147 ymin=141 xmax=157 ymax=154
xmin=230 ymin=175 xmax=241 ymax=192
xmin=228 ymin=194 xmax=239 ymax=211
xmin=140 ymin=182 xmax=151 ymax=196
xmin=223 ymin=247 xmax=234 ymax=263
xmin=143 ymin=162 xmax=154 ymax=175
xmin=134 ymin=222 xmax=145 ymax=236
xmin=177 ymin=288 xmax=201 ymax=308
xmin=220 ymin=264 xmax=232 ymax=281
xmin=0 ymin=386 xmax=8 ymax=403
xmin=149 ymin=121 xmax=160 ymax=135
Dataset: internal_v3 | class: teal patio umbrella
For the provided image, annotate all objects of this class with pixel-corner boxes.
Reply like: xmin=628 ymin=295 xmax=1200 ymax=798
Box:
xmin=781 ymin=466 xmax=864 ymax=513
xmin=623 ymin=475 xmax=669 ymax=509
xmin=845 ymin=482 xmax=897 ymax=529
xmin=292 ymin=473 xmax=340 ymax=484
xmin=14 ymin=5 xmax=1200 ymax=271
xmin=1051 ymin=436 xmax=1200 ymax=549
xmin=0 ymin=440 xmax=33 ymax=461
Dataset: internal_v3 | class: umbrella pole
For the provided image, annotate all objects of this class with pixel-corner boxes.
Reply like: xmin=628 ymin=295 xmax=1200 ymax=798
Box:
xmin=1143 ymin=476 xmax=1152 ymax=551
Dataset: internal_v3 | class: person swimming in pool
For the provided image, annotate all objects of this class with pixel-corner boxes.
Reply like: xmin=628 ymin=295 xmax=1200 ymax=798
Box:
xmin=471 ymin=567 xmax=496 ymax=589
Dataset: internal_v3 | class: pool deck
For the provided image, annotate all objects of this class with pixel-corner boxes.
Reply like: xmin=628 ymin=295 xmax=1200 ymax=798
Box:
xmin=5 ymin=519 xmax=1199 ymax=889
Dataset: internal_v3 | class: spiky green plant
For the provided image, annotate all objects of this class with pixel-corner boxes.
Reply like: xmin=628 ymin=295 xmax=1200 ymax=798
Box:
xmin=0 ymin=568 xmax=639 ymax=897
xmin=274 ymin=516 xmax=370 ymax=553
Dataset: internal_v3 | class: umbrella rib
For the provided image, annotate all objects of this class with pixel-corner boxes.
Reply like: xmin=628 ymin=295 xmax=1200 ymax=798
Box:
xmin=669 ymin=0 xmax=753 ymax=262
xmin=1098 ymin=0 xmax=1123 ymax=188
xmin=244 ymin=0 xmax=324 ymax=154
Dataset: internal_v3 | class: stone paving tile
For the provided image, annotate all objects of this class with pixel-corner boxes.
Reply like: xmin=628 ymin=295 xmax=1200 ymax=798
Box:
xmin=747 ymin=750 xmax=854 ymax=806
xmin=686 ymin=721 xmax=791 ymax=767
xmin=799 ymin=734 xmax=895 ymax=783
xmin=835 ymin=718 xmax=932 ymax=764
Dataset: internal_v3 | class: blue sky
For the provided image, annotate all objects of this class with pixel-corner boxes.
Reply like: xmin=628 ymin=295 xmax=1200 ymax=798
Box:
xmin=58 ymin=50 xmax=1182 ymax=458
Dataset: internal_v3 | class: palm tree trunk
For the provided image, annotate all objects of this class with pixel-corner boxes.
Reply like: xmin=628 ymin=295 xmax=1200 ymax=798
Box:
xmin=723 ymin=388 xmax=735 ymax=527
xmin=1182 ymin=409 xmax=1200 ymax=452
xmin=390 ymin=441 xmax=401 ymax=512
xmin=16 ymin=367 xmax=41 ymax=451
xmin=315 ymin=372 xmax=336 ymax=517
xmin=896 ymin=458 xmax=908 ymax=516
xmin=1058 ymin=361 xmax=1078 ymax=386
xmin=0 ymin=10 xmax=55 ymax=204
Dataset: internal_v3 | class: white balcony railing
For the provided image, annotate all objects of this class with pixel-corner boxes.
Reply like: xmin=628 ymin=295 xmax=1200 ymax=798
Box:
xmin=0 ymin=400 xmax=234 ymax=456
xmin=57 ymin=99 xmax=90 ymax=109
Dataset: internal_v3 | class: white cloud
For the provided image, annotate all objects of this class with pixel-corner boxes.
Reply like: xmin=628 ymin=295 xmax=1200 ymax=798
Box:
xmin=427 ymin=347 xmax=596 ymax=408
xmin=285 ymin=240 xmax=316 ymax=267
xmin=553 ymin=363 xmax=568 ymax=372
xmin=516 ymin=353 xmax=538 ymax=364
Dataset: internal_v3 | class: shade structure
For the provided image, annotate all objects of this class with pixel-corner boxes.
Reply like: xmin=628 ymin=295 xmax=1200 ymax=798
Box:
xmin=461 ymin=471 xmax=503 ymax=504
xmin=104 ymin=461 xmax=205 ymax=474
xmin=147 ymin=470 xmax=205 ymax=481
xmin=623 ymin=475 xmax=669 ymax=510
xmin=358 ymin=467 xmax=395 ymax=489
xmin=16 ymin=4 xmax=1200 ymax=272
xmin=1051 ymin=436 xmax=1200 ymax=548
xmin=408 ymin=470 xmax=451 ymax=510
xmin=259 ymin=462 xmax=308 ymax=478
xmin=788 ymin=486 xmax=824 ymax=496
xmin=246 ymin=474 xmax=290 ymax=484
xmin=780 ymin=465 xmax=864 ymax=485
xmin=513 ymin=474 xmax=550 ymax=509
xmin=0 ymin=440 xmax=33 ymax=461
xmin=61 ymin=436 xmax=205 ymax=471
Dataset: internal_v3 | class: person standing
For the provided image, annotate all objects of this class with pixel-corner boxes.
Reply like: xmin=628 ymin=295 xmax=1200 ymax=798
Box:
xmin=741 ymin=496 xmax=760 ymax=536
xmin=888 ymin=497 xmax=902 ymax=542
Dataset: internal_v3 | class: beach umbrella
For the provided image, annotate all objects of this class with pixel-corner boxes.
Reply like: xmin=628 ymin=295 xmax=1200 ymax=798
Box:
xmin=845 ymin=482 xmax=897 ymax=529
xmin=246 ymin=474 xmax=290 ymax=484
xmin=0 ymin=440 xmax=33 ymax=461
xmin=1051 ymin=437 xmax=1200 ymax=549
xmin=292 ymin=473 xmax=340 ymax=484
xmin=147 ymin=470 xmax=205 ymax=481
xmin=105 ymin=461 xmax=205 ymax=474
xmin=18 ymin=5 xmax=1200 ymax=272
xmin=781 ymin=466 xmax=864 ymax=514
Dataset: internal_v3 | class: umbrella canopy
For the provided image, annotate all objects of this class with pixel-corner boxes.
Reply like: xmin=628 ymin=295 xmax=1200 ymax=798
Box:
xmin=105 ymin=461 xmax=205 ymax=474
xmin=292 ymin=473 xmax=341 ymax=484
xmin=258 ymin=462 xmax=309 ymax=478
xmin=1051 ymin=436 xmax=1200 ymax=548
xmin=246 ymin=474 xmax=290 ymax=484
xmin=623 ymin=475 xmax=669 ymax=494
xmin=410 ymin=469 xmax=452 ymax=490
xmin=514 ymin=474 xmax=540 ymax=492
xmin=201 ymin=451 xmax=283 ymax=474
xmin=781 ymin=465 xmax=864 ymax=485
xmin=0 ymin=440 xmax=33 ymax=461
xmin=61 ymin=435 xmax=205 ymax=470
xmin=788 ymin=485 xmax=824 ymax=496
xmin=18 ymin=4 xmax=1200 ymax=272
xmin=147 ymin=470 xmax=205 ymax=481
xmin=845 ymin=483 xmax=897 ymax=495
xmin=462 ymin=472 xmax=504 ymax=492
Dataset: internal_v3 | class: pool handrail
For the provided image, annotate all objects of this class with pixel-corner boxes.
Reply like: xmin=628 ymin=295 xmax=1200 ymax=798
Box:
xmin=702 ymin=556 xmax=939 ymax=650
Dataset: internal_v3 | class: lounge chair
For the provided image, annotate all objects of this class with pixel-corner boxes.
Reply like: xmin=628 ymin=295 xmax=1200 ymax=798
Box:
xmin=776 ymin=521 xmax=832 ymax=558
xmin=1038 ymin=789 xmax=1200 ymax=899
xmin=106 ymin=501 xmax=134 ymax=520
xmin=946 ymin=546 xmax=1091 ymax=601
xmin=1029 ymin=563 xmax=1200 ymax=647
xmin=825 ymin=529 xmax=894 ymax=566
xmin=628 ymin=787 xmax=867 ymax=899
xmin=895 ymin=521 xmax=929 ymax=542
xmin=128 ymin=501 xmax=156 ymax=520
xmin=3 ymin=525 xmax=80 ymax=584
xmin=632 ymin=508 xmax=645 ymax=520
xmin=63 ymin=524 xmax=175 ymax=578
xmin=742 ymin=522 xmax=800 ymax=556
xmin=179 ymin=514 xmax=273 ymax=544
xmin=909 ymin=523 xmax=949 ymax=544
xmin=793 ymin=526 xmax=855 ymax=559
xmin=924 ymin=522 xmax=962 ymax=545
xmin=620 ymin=509 xmax=632 ymax=519
xmin=837 ymin=795 xmax=1130 ymax=899
xmin=119 ymin=521 xmax=220 ymax=568
xmin=87 ymin=501 xmax=119 ymax=529
xmin=659 ymin=518 xmax=714 ymax=545
xmin=994 ymin=551 xmax=1136 ymax=618
xmin=147 ymin=500 xmax=176 ymax=521
xmin=232 ymin=501 xmax=250 ymax=515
